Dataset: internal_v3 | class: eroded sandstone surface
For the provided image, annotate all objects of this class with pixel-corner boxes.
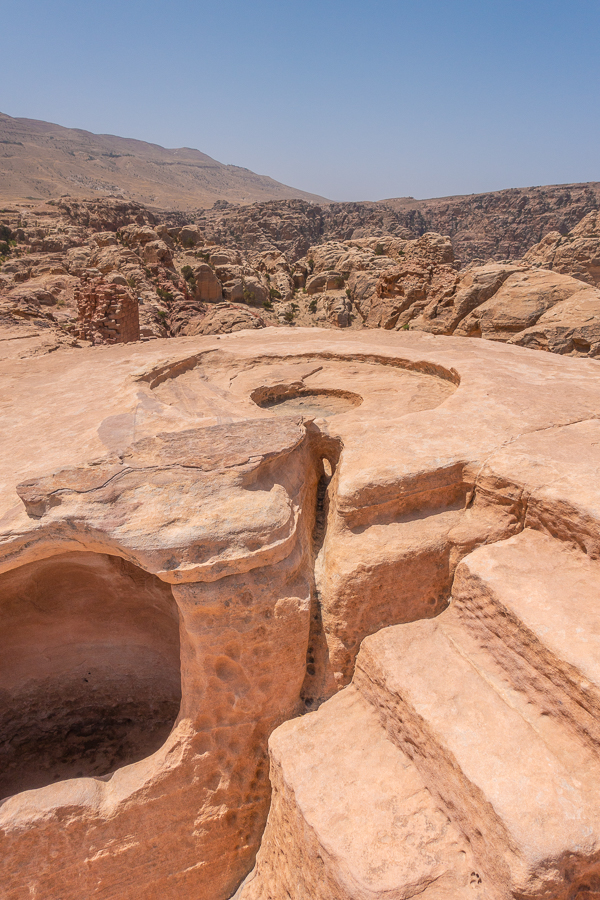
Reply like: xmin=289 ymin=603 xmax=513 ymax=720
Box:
xmin=3 ymin=194 xmax=600 ymax=359
xmin=2 ymin=329 xmax=600 ymax=899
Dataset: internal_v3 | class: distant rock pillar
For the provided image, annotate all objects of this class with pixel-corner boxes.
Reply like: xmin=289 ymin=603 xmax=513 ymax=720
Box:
xmin=75 ymin=277 xmax=140 ymax=344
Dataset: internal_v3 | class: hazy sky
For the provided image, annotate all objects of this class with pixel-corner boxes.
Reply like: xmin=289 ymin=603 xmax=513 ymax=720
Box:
xmin=2 ymin=0 xmax=599 ymax=201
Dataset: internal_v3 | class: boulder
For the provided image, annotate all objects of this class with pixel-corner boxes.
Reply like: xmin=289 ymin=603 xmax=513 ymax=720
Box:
xmin=306 ymin=272 xmax=344 ymax=295
xmin=186 ymin=302 xmax=266 ymax=335
xmin=524 ymin=211 xmax=600 ymax=287
xmin=510 ymin=288 xmax=600 ymax=356
xmin=190 ymin=263 xmax=222 ymax=302
xmin=455 ymin=268 xmax=588 ymax=339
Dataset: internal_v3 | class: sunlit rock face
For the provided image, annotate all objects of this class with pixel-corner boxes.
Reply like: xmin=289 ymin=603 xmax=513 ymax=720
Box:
xmin=3 ymin=329 xmax=600 ymax=900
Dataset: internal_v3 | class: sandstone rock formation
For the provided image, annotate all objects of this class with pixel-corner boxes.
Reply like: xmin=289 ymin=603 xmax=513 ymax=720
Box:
xmin=3 ymin=330 xmax=600 ymax=899
xmin=74 ymin=276 xmax=139 ymax=344
xmin=524 ymin=210 xmax=600 ymax=286
xmin=4 ymin=194 xmax=600 ymax=358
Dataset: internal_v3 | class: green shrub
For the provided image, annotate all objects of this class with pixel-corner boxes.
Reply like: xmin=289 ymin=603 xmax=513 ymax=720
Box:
xmin=375 ymin=243 xmax=384 ymax=256
xmin=309 ymin=299 xmax=317 ymax=313
xmin=263 ymin=299 xmax=273 ymax=310
xmin=269 ymin=287 xmax=282 ymax=300
xmin=308 ymin=257 xmax=315 ymax=273
xmin=283 ymin=308 xmax=295 ymax=323
xmin=181 ymin=265 xmax=195 ymax=282
xmin=157 ymin=287 xmax=174 ymax=302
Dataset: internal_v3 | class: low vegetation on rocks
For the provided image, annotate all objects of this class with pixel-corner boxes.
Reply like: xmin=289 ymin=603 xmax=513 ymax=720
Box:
xmin=2 ymin=192 xmax=600 ymax=357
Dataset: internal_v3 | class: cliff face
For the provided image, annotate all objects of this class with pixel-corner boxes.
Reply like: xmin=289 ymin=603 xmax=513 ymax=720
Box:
xmin=3 ymin=192 xmax=600 ymax=362
xmin=180 ymin=183 xmax=600 ymax=266
xmin=387 ymin=182 xmax=600 ymax=264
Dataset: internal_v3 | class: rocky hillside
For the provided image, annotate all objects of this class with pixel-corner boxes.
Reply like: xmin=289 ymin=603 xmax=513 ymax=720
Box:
xmin=2 ymin=195 xmax=600 ymax=360
xmin=170 ymin=184 xmax=600 ymax=268
xmin=379 ymin=182 xmax=600 ymax=264
xmin=0 ymin=112 xmax=328 ymax=209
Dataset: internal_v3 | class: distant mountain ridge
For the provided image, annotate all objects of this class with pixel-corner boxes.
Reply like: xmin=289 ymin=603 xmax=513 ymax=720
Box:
xmin=0 ymin=112 xmax=329 ymax=209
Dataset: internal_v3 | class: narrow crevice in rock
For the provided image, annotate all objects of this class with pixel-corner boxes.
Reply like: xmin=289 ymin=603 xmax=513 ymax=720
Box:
xmin=312 ymin=465 xmax=331 ymax=555
xmin=300 ymin=436 xmax=341 ymax=712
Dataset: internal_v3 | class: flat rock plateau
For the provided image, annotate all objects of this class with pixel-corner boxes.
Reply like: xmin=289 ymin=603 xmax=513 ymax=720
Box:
xmin=5 ymin=116 xmax=600 ymax=900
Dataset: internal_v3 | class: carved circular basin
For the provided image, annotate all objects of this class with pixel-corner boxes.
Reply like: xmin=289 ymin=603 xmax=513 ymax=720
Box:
xmin=250 ymin=385 xmax=363 ymax=417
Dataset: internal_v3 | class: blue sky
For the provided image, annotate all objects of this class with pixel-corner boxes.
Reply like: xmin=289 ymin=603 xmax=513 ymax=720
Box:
xmin=1 ymin=0 xmax=599 ymax=201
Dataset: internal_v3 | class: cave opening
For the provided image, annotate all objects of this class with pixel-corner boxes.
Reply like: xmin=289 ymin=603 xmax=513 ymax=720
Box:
xmin=0 ymin=551 xmax=181 ymax=802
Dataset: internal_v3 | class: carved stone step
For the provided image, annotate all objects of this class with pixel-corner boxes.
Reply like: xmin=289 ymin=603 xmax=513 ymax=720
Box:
xmin=355 ymin=608 xmax=600 ymax=899
xmin=238 ymin=686 xmax=485 ymax=900
xmin=452 ymin=528 xmax=600 ymax=748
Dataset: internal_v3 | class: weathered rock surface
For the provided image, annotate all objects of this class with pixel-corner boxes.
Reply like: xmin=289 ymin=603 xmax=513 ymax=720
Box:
xmin=2 ymin=330 xmax=600 ymax=899
xmin=239 ymin=687 xmax=481 ymax=900
xmin=4 ymin=194 xmax=600 ymax=357
xmin=524 ymin=210 xmax=600 ymax=286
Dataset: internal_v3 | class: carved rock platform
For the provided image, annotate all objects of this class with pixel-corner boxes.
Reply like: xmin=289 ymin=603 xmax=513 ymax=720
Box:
xmin=2 ymin=328 xmax=600 ymax=899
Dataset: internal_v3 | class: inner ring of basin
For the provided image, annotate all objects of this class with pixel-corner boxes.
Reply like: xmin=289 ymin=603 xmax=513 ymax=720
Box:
xmin=250 ymin=385 xmax=362 ymax=417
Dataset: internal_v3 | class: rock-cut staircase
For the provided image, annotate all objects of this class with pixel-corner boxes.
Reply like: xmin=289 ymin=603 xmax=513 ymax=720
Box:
xmin=239 ymin=528 xmax=600 ymax=900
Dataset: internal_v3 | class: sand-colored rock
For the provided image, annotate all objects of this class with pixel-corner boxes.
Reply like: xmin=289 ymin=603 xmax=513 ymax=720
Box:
xmin=524 ymin=210 xmax=600 ymax=286
xmin=239 ymin=687 xmax=481 ymax=900
xmin=75 ymin=276 xmax=140 ymax=344
xmin=510 ymin=287 xmax=600 ymax=355
xmin=6 ymin=195 xmax=600 ymax=354
xmin=185 ymin=302 xmax=266 ymax=335
xmin=2 ymin=330 xmax=600 ymax=898
xmin=189 ymin=262 xmax=223 ymax=302
xmin=454 ymin=268 xmax=587 ymax=339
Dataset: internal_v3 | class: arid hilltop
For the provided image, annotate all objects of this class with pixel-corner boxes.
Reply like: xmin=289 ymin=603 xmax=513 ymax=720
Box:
xmin=0 ymin=112 xmax=328 ymax=209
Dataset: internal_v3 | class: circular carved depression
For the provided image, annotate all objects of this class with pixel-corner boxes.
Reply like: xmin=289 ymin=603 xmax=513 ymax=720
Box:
xmin=149 ymin=352 xmax=457 ymax=423
xmin=250 ymin=385 xmax=362 ymax=417
xmin=0 ymin=551 xmax=181 ymax=801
